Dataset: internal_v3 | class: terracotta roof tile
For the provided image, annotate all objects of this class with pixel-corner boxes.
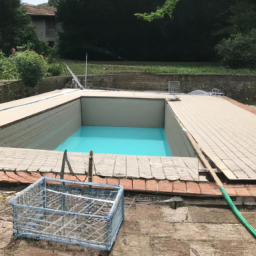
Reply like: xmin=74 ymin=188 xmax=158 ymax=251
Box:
xmin=24 ymin=3 xmax=56 ymax=16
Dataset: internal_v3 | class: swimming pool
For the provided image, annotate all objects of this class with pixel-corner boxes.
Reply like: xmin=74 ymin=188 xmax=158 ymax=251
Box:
xmin=55 ymin=126 xmax=171 ymax=156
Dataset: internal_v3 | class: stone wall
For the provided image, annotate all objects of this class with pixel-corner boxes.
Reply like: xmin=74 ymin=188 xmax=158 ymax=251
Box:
xmin=0 ymin=76 xmax=69 ymax=104
xmin=75 ymin=73 xmax=256 ymax=104
xmin=1 ymin=73 xmax=256 ymax=104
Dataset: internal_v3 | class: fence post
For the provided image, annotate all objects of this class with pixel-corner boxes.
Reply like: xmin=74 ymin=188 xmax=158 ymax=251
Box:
xmin=88 ymin=150 xmax=93 ymax=183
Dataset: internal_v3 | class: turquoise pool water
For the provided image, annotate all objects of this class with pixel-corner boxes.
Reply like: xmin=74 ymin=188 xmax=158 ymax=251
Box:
xmin=55 ymin=126 xmax=171 ymax=156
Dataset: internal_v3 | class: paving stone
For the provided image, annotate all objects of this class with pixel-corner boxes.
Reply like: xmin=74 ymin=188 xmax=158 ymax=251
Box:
xmin=120 ymin=179 xmax=132 ymax=190
xmin=247 ymin=187 xmax=256 ymax=197
xmin=15 ymin=172 xmax=38 ymax=183
xmin=133 ymin=179 xmax=146 ymax=190
xmin=186 ymin=182 xmax=201 ymax=194
xmin=223 ymin=185 xmax=237 ymax=196
xmin=92 ymin=176 xmax=107 ymax=184
xmin=158 ymin=180 xmax=173 ymax=192
xmin=199 ymin=183 xmax=217 ymax=195
xmin=5 ymin=172 xmax=28 ymax=183
xmin=146 ymin=180 xmax=158 ymax=191
xmin=0 ymin=171 xmax=11 ymax=182
xmin=173 ymin=181 xmax=186 ymax=193
xmin=233 ymin=186 xmax=251 ymax=197
xmin=107 ymin=178 xmax=119 ymax=185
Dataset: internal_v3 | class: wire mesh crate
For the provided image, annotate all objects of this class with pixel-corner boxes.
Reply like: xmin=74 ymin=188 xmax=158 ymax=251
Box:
xmin=9 ymin=177 xmax=124 ymax=251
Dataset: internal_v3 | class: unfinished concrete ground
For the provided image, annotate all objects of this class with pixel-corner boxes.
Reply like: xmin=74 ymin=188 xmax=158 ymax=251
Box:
xmin=0 ymin=187 xmax=256 ymax=256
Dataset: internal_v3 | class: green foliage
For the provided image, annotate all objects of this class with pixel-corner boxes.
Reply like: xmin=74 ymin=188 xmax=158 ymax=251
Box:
xmin=47 ymin=63 xmax=64 ymax=76
xmin=135 ymin=0 xmax=179 ymax=21
xmin=56 ymin=0 xmax=231 ymax=62
xmin=216 ymin=30 xmax=256 ymax=69
xmin=215 ymin=0 xmax=256 ymax=69
xmin=229 ymin=1 xmax=256 ymax=34
xmin=48 ymin=0 xmax=60 ymax=7
xmin=0 ymin=51 xmax=18 ymax=79
xmin=17 ymin=26 xmax=52 ymax=57
xmin=14 ymin=51 xmax=47 ymax=87
xmin=0 ymin=0 xmax=30 ymax=55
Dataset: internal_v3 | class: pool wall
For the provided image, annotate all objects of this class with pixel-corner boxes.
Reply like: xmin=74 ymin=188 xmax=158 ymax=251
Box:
xmin=81 ymin=97 xmax=165 ymax=128
xmin=0 ymin=96 xmax=196 ymax=157
xmin=164 ymin=103 xmax=196 ymax=157
xmin=0 ymin=100 xmax=81 ymax=150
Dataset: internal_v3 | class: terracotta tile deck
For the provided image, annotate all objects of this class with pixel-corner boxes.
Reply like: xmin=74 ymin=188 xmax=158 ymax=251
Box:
xmin=1 ymin=170 xmax=256 ymax=197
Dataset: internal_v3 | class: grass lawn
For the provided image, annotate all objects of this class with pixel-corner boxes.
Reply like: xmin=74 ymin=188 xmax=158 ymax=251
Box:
xmin=61 ymin=60 xmax=256 ymax=76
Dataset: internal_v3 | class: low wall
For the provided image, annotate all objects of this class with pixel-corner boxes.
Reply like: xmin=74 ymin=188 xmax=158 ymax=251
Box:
xmin=0 ymin=99 xmax=82 ymax=150
xmin=75 ymin=73 xmax=256 ymax=104
xmin=0 ymin=76 xmax=70 ymax=104
xmin=1 ymin=73 xmax=256 ymax=104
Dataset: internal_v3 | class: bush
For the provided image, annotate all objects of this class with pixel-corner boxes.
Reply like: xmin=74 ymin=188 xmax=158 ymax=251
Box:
xmin=47 ymin=63 xmax=64 ymax=76
xmin=0 ymin=51 xmax=18 ymax=79
xmin=17 ymin=26 xmax=53 ymax=57
xmin=216 ymin=30 xmax=256 ymax=69
xmin=14 ymin=50 xmax=47 ymax=87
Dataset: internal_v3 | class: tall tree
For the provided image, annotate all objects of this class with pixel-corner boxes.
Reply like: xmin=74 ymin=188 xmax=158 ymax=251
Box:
xmin=0 ymin=0 xmax=30 ymax=55
xmin=48 ymin=0 xmax=60 ymax=8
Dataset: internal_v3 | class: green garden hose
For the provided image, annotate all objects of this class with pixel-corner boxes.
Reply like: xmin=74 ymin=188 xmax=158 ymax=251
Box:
xmin=219 ymin=186 xmax=256 ymax=239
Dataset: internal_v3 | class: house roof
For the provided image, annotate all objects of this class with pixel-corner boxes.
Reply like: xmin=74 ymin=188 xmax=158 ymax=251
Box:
xmin=24 ymin=3 xmax=56 ymax=16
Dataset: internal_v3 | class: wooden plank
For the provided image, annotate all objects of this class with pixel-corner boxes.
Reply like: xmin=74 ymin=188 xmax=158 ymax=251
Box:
xmin=202 ymin=149 xmax=237 ymax=180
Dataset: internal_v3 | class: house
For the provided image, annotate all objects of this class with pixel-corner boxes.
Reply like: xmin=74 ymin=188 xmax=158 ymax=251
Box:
xmin=24 ymin=3 xmax=57 ymax=46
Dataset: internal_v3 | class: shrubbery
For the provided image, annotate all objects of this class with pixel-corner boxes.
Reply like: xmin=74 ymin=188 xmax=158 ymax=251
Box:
xmin=216 ymin=30 xmax=256 ymax=69
xmin=14 ymin=50 xmax=48 ymax=88
xmin=0 ymin=51 xmax=18 ymax=79
xmin=47 ymin=63 xmax=64 ymax=76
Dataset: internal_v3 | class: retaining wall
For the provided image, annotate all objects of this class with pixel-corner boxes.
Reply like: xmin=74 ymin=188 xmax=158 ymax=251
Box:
xmin=0 ymin=76 xmax=70 ymax=104
xmin=1 ymin=72 xmax=256 ymax=104
xmin=76 ymin=73 xmax=256 ymax=104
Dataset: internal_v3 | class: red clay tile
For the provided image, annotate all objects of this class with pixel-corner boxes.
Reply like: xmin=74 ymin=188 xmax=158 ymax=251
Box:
xmin=64 ymin=174 xmax=79 ymax=182
xmin=173 ymin=181 xmax=186 ymax=193
xmin=233 ymin=186 xmax=251 ymax=197
xmin=0 ymin=171 xmax=12 ymax=182
xmin=247 ymin=187 xmax=256 ymax=197
xmin=92 ymin=176 xmax=107 ymax=184
xmin=42 ymin=173 xmax=59 ymax=184
xmin=120 ymin=179 xmax=132 ymax=190
xmin=16 ymin=172 xmax=38 ymax=183
xmin=29 ymin=172 xmax=42 ymax=180
xmin=224 ymin=97 xmax=256 ymax=116
xmin=209 ymin=183 xmax=222 ymax=195
xmin=133 ymin=179 xmax=146 ymax=190
xmin=199 ymin=183 xmax=216 ymax=195
xmin=146 ymin=180 xmax=158 ymax=191
xmin=42 ymin=173 xmax=56 ymax=178
xmin=158 ymin=180 xmax=173 ymax=192
xmin=5 ymin=172 xmax=29 ymax=183
xmin=223 ymin=185 xmax=237 ymax=196
xmin=107 ymin=178 xmax=119 ymax=185
xmin=186 ymin=182 xmax=201 ymax=194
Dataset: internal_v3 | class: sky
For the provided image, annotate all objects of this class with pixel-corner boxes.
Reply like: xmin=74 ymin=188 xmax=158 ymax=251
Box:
xmin=22 ymin=0 xmax=48 ymax=5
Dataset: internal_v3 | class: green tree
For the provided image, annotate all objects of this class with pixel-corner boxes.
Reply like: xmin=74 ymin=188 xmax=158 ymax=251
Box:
xmin=48 ymin=0 xmax=60 ymax=7
xmin=216 ymin=0 xmax=256 ymax=68
xmin=0 ymin=0 xmax=30 ymax=55
xmin=135 ymin=0 xmax=179 ymax=21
